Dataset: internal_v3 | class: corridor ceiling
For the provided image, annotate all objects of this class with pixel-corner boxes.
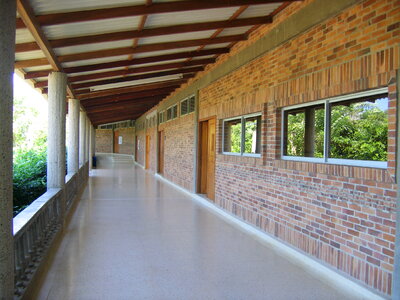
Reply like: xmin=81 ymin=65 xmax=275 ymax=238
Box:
xmin=15 ymin=0 xmax=295 ymax=125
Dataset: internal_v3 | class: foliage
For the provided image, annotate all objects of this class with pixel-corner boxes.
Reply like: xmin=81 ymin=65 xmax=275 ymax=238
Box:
xmin=286 ymin=101 xmax=388 ymax=161
xmin=13 ymin=95 xmax=48 ymax=216
xmin=13 ymin=147 xmax=47 ymax=216
xmin=330 ymin=103 xmax=387 ymax=161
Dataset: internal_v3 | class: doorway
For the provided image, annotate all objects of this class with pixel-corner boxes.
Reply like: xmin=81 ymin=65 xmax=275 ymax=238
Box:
xmin=134 ymin=136 xmax=138 ymax=162
xmin=158 ymin=131 xmax=164 ymax=174
xmin=145 ymin=135 xmax=151 ymax=169
xmin=114 ymin=130 xmax=119 ymax=153
xmin=198 ymin=117 xmax=216 ymax=200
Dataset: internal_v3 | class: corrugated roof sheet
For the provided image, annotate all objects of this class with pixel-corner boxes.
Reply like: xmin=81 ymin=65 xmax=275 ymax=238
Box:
xmin=203 ymin=43 xmax=231 ymax=50
xmin=138 ymin=30 xmax=217 ymax=45
xmin=61 ymin=55 xmax=131 ymax=68
xmin=30 ymin=0 xmax=146 ymax=15
xmin=146 ymin=7 xmax=239 ymax=28
xmin=15 ymin=51 xmax=46 ymax=61
xmin=43 ymin=16 xmax=142 ymax=39
xmin=219 ymin=26 xmax=253 ymax=37
xmin=238 ymin=3 xmax=283 ymax=19
xmin=55 ymin=40 xmax=134 ymax=56
xmin=16 ymin=29 xmax=36 ymax=44
xmin=133 ymin=47 xmax=200 ymax=58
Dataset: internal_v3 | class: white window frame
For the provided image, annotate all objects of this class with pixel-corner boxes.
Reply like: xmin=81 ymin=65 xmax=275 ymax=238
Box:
xmin=281 ymin=88 xmax=389 ymax=168
xmin=166 ymin=104 xmax=178 ymax=122
xmin=222 ymin=112 xmax=262 ymax=157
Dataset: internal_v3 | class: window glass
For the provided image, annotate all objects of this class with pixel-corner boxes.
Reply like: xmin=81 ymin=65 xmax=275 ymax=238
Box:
xmin=224 ymin=118 xmax=242 ymax=153
xmin=244 ymin=115 xmax=261 ymax=154
xmin=330 ymin=95 xmax=388 ymax=161
xmin=284 ymin=105 xmax=324 ymax=157
xmin=188 ymin=96 xmax=195 ymax=113
xmin=181 ymin=100 xmax=188 ymax=115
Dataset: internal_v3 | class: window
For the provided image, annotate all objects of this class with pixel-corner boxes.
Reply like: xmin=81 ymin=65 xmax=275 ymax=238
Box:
xmin=181 ymin=95 xmax=195 ymax=116
xmin=282 ymin=88 xmax=389 ymax=168
xmin=223 ymin=113 xmax=262 ymax=156
xmin=166 ymin=104 xmax=178 ymax=121
xmin=159 ymin=111 xmax=165 ymax=124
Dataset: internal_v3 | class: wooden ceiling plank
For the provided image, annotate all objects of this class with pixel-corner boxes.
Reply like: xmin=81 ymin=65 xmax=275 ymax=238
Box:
xmin=24 ymin=48 xmax=229 ymax=79
xmin=34 ymin=1 xmax=294 ymax=27
xmin=16 ymin=0 xmax=75 ymax=98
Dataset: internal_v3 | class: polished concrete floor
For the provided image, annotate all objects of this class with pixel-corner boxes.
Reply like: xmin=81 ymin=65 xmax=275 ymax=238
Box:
xmin=32 ymin=154 xmax=353 ymax=300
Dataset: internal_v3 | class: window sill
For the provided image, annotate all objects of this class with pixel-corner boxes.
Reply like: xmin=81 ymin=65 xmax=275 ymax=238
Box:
xmin=223 ymin=152 xmax=261 ymax=158
xmin=281 ymin=156 xmax=387 ymax=169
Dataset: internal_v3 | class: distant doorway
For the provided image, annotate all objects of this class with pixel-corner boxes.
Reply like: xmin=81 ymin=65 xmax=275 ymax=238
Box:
xmin=135 ymin=136 xmax=138 ymax=162
xmin=158 ymin=131 xmax=164 ymax=174
xmin=145 ymin=135 xmax=151 ymax=169
xmin=114 ymin=130 xmax=119 ymax=153
xmin=198 ymin=118 xmax=216 ymax=200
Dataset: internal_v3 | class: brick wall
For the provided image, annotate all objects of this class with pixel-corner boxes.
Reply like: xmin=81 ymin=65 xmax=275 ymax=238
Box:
xmin=159 ymin=113 xmax=196 ymax=191
xmin=135 ymin=0 xmax=399 ymax=295
xmin=95 ymin=129 xmax=113 ymax=153
xmin=115 ymin=127 xmax=135 ymax=155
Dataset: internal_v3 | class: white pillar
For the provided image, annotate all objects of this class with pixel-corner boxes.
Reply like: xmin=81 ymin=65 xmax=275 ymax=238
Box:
xmin=85 ymin=117 xmax=90 ymax=163
xmin=47 ymin=72 xmax=67 ymax=189
xmin=67 ymin=99 xmax=79 ymax=174
xmin=89 ymin=124 xmax=95 ymax=169
xmin=0 ymin=0 xmax=16 ymax=297
xmin=79 ymin=110 xmax=86 ymax=166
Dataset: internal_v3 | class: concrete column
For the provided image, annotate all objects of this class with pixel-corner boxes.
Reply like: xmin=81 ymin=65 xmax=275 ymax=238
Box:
xmin=0 ymin=0 xmax=16 ymax=298
xmin=47 ymin=72 xmax=67 ymax=189
xmin=67 ymin=99 xmax=79 ymax=174
xmin=89 ymin=125 xmax=95 ymax=169
xmin=85 ymin=117 xmax=90 ymax=163
xmin=79 ymin=110 xmax=86 ymax=166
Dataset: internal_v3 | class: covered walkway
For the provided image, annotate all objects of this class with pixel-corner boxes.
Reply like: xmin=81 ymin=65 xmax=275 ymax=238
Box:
xmin=33 ymin=154 xmax=352 ymax=300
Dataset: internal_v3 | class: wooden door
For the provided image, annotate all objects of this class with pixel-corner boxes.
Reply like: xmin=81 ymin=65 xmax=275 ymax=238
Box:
xmin=114 ymin=130 xmax=119 ymax=153
xmin=158 ymin=131 xmax=164 ymax=174
xmin=145 ymin=135 xmax=151 ymax=169
xmin=198 ymin=118 xmax=215 ymax=200
xmin=206 ymin=118 xmax=216 ymax=200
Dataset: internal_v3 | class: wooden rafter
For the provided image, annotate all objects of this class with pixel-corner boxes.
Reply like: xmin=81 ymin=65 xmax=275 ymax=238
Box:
xmin=16 ymin=0 xmax=75 ymax=98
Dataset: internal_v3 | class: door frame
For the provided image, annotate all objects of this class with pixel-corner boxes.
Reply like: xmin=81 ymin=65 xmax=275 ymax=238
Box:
xmin=145 ymin=135 xmax=150 ymax=169
xmin=197 ymin=116 xmax=216 ymax=198
xmin=158 ymin=130 xmax=164 ymax=174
